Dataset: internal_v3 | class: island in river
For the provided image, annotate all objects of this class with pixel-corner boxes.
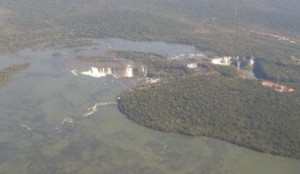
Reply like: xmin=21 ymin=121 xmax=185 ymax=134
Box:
xmin=0 ymin=39 xmax=299 ymax=174
xmin=116 ymin=52 xmax=300 ymax=160
xmin=0 ymin=63 xmax=30 ymax=87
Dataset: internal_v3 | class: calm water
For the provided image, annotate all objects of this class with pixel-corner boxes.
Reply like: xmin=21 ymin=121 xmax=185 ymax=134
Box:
xmin=0 ymin=38 xmax=299 ymax=174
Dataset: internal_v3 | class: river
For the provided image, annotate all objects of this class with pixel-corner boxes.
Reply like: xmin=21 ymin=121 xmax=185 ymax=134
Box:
xmin=0 ymin=38 xmax=299 ymax=174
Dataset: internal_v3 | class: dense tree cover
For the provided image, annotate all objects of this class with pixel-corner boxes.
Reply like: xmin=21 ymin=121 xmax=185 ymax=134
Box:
xmin=0 ymin=1 xmax=299 ymax=54
xmin=119 ymin=75 xmax=300 ymax=159
xmin=0 ymin=63 xmax=30 ymax=87
xmin=254 ymin=59 xmax=300 ymax=83
xmin=213 ymin=65 xmax=239 ymax=78
xmin=1 ymin=0 xmax=300 ymax=82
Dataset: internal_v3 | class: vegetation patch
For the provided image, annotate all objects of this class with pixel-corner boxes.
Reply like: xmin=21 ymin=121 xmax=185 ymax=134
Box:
xmin=0 ymin=63 xmax=30 ymax=87
xmin=1 ymin=0 xmax=300 ymax=82
xmin=115 ymin=51 xmax=193 ymax=78
xmin=119 ymin=75 xmax=300 ymax=159
xmin=253 ymin=59 xmax=300 ymax=83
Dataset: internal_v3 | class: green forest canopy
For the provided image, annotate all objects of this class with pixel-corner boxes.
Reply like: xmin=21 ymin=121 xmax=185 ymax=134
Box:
xmin=1 ymin=0 xmax=300 ymax=82
xmin=119 ymin=75 xmax=300 ymax=159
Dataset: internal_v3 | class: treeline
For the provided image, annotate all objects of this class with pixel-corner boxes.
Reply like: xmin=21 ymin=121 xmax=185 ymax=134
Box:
xmin=1 ymin=0 xmax=299 ymax=56
xmin=119 ymin=75 xmax=300 ymax=159
xmin=1 ymin=0 xmax=300 ymax=82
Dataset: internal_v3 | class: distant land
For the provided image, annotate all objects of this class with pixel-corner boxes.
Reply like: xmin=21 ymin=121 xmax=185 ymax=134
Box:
xmin=1 ymin=0 xmax=300 ymax=84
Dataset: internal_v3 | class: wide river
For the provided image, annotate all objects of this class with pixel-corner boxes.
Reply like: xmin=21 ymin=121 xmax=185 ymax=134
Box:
xmin=0 ymin=38 xmax=299 ymax=174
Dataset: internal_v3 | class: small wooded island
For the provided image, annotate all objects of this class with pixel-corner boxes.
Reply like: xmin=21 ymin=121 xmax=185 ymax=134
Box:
xmin=0 ymin=63 xmax=30 ymax=87
xmin=117 ymin=52 xmax=300 ymax=160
